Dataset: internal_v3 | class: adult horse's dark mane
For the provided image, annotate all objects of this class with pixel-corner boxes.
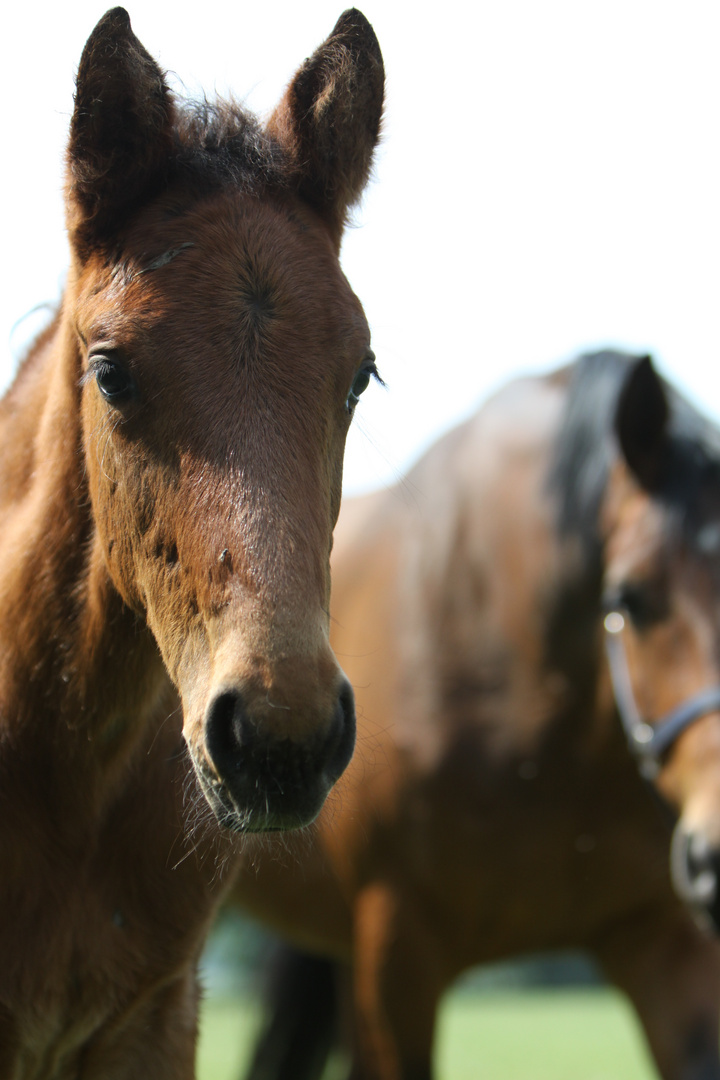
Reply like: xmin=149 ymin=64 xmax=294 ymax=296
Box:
xmin=550 ymin=350 xmax=720 ymax=566
xmin=549 ymin=351 xmax=630 ymax=560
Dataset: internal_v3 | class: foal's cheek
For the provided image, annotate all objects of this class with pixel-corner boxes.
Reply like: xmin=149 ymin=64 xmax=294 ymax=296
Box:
xmin=82 ymin=417 xmax=151 ymax=615
xmin=326 ymin=423 xmax=349 ymax=538
xmin=97 ymin=493 xmax=148 ymax=616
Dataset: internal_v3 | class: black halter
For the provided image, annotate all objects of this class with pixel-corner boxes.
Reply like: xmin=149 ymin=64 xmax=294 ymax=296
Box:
xmin=604 ymin=610 xmax=720 ymax=780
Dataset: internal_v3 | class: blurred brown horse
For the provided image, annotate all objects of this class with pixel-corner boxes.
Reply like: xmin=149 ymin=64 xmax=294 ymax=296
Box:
xmin=233 ymin=352 xmax=720 ymax=1080
xmin=0 ymin=7 xmax=383 ymax=1077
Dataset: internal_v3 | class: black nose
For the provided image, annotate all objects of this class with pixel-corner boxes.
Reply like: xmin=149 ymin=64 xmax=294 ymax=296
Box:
xmin=671 ymin=827 xmax=720 ymax=933
xmin=201 ymin=678 xmax=355 ymax=832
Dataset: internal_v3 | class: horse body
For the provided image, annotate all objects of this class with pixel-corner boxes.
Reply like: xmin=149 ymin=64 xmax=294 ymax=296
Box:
xmin=0 ymin=7 xmax=383 ymax=1076
xmin=235 ymin=356 xmax=720 ymax=1080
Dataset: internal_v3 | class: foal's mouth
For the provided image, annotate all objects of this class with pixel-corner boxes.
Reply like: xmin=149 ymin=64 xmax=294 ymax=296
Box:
xmin=195 ymin=766 xmax=302 ymax=833
xmin=191 ymin=750 xmax=335 ymax=834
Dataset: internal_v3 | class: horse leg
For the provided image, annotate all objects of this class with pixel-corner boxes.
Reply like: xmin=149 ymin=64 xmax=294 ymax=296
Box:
xmin=592 ymin=906 xmax=720 ymax=1080
xmin=349 ymin=883 xmax=446 ymax=1080
xmin=242 ymin=946 xmax=341 ymax=1080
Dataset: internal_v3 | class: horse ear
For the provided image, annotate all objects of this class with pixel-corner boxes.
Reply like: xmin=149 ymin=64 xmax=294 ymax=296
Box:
xmin=66 ymin=7 xmax=174 ymax=253
xmin=615 ymin=355 xmax=670 ymax=490
xmin=268 ymin=9 xmax=384 ymax=248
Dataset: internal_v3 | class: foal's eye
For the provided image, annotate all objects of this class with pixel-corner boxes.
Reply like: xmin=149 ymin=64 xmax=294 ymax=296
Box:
xmin=346 ymin=353 xmax=380 ymax=414
xmin=90 ymin=356 xmax=135 ymax=404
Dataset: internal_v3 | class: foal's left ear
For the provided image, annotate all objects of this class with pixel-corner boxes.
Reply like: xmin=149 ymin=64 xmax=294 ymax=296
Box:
xmin=268 ymin=9 xmax=384 ymax=249
xmin=66 ymin=7 xmax=174 ymax=254
xmin=615 ymin=355 xmax=670 ymax=491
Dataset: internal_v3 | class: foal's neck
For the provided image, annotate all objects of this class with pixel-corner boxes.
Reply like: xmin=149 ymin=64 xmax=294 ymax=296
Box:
xmin=0 ymin=304 xmax=170 ymax=776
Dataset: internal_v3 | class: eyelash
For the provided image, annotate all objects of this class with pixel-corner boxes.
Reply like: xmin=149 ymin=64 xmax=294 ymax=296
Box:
xmin=346 ymin=356 xmax=382 ymax=414
xmin=82 ymin=353 xmax=136 ymax=404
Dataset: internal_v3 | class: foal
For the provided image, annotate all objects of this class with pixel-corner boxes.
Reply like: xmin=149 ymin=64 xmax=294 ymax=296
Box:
xmin=0 ymin=7 xmax=382 ymax=1078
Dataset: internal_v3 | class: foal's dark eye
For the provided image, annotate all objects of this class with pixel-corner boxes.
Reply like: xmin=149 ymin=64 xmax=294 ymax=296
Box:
xmin=346 ymin=353 xmax=380 ymax=414
xmin=90 ymin=356 xmax=135 ymax=404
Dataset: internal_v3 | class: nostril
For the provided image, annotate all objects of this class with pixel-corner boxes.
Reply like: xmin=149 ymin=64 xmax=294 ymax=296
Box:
xmin=339 ymin=679 xmax=355 ymax=724
xmin=323 ymin=677 xmax=356 ymax=784
xmin=687 ymin=833 xmax=718 ymax=904
xmin=204 ymin=690 xmax=252 ymax=775
xmin=671 ymin=827 xmax=718 ymax=907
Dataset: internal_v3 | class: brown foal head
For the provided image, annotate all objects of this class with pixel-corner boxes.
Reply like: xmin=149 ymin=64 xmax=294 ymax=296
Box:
xmin=601 ymin=357 xmax=720 ymax=926
xmin=66 ymin=8 xmax=383 ymax=831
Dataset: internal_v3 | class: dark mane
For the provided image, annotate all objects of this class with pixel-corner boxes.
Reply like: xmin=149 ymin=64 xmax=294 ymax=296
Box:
xmin=549 ymin=351 xmax=633 ymax=559
xmin=550 ymin=350 xmax=720 ymax=564
xmin=172 ymin=98 xmax=288 ymax=192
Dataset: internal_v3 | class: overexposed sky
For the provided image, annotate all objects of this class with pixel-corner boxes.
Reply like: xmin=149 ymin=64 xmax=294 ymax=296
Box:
xmin=3 ymin=1 xmax=719 ymax=494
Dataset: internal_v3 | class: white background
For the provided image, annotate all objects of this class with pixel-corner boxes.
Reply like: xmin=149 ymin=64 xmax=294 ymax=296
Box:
xmin=2 ymin=1 xmax=719 ymax=494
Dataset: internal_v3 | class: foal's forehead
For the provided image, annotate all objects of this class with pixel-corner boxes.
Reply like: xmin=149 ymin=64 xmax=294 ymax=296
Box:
xmin=80 ymin=188 xmax=369 ymax=351
xmin=128 ymin=189 xmax=349 ymax=288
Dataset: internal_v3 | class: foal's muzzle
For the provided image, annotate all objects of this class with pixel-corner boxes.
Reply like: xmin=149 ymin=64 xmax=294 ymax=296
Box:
xmin=671 ymin=825 xmax=720 ymax=934
xmin=198 ymin=679 xmax=356 ymax=832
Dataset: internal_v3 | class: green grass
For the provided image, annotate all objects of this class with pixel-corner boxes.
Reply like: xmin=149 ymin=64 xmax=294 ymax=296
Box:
xmin=196 ymin=988 xmax=657 ymax=1080
xmin=436 ymin=990 xmax=655 ymax=1080
xmin=197 ymin=998 xmax=259 ymax=1080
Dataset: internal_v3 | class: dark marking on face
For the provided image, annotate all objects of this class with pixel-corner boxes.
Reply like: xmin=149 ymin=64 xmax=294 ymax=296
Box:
xmin=237 ymin=268 xmax=278 ymax=331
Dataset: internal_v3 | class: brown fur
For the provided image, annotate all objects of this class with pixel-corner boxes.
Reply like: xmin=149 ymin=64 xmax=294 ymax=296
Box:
xmin=232 ymin=354 xmax=720 ymax=1080
xmin=0 ymin=8 xmax=383 ymax=1078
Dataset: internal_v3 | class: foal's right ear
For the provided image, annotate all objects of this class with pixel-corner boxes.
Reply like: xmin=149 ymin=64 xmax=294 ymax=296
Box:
xmin=615 ymin=355 xmax=670 ymax=491
xmin=66 ymin=8 xmax=174 ymax=255
xmin=268 ymin=9 xmax=384 ymax=249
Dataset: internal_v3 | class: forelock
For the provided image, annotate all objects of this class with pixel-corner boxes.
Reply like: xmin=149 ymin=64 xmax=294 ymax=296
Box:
xmin=172 ymin=98 xmax=289 ymax=192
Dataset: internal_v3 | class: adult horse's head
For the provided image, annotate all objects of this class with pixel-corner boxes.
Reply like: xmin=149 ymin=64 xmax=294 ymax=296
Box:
xmin=601 ymin=357 xmax=720 ymax=928
xmin=66 ymin=9 xmax=383 ymax=831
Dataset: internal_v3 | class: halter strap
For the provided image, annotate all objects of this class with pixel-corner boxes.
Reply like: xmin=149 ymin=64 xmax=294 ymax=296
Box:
xmin=604 ymin=611 xmax=720 ymax=779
